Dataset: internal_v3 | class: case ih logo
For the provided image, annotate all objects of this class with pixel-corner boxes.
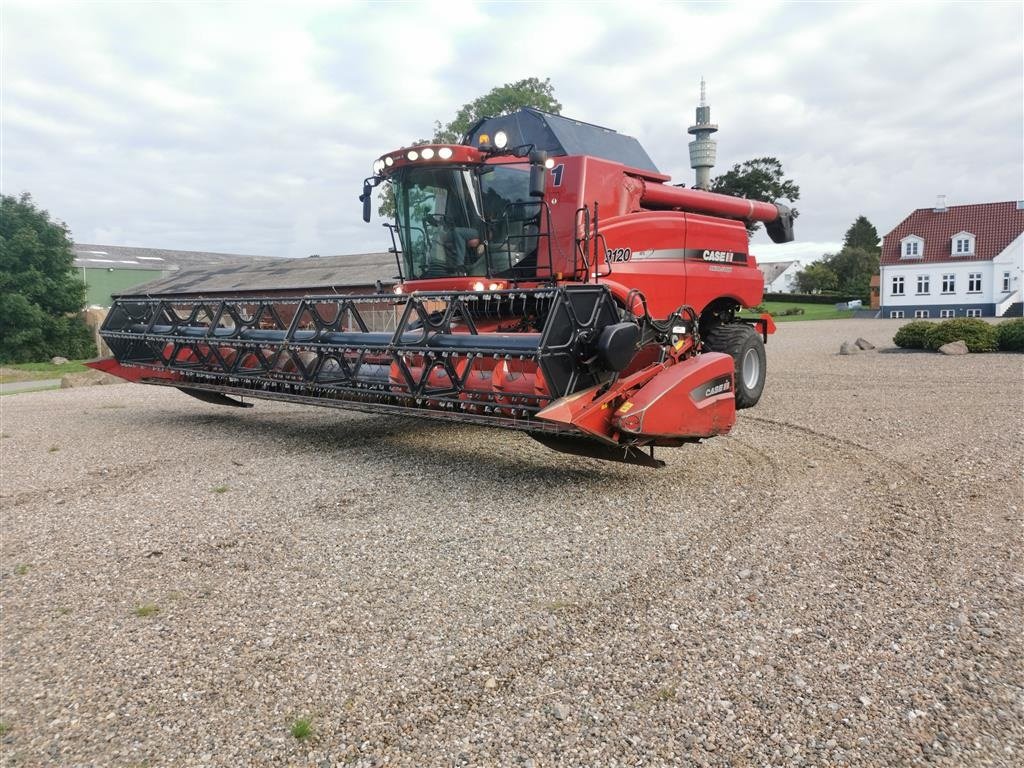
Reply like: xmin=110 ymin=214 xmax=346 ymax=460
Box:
xmin=677 ymin=248 xmax=748 ymax=264
xmin=690 ymin=375 xmax=733 ymax=402
xmin=692 ymin=249 xmax=747 ymax=264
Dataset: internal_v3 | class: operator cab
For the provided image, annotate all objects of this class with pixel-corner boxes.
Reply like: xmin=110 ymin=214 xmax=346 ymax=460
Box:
xmin=391 ymin=162 xmax=541 ymax=280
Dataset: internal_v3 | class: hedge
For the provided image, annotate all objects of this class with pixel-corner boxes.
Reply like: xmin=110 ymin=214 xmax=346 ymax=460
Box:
xmin=996 ymin=318 xmax=1024 ymax=352
xmin=892 ymin=320 xmax=934 ymax=350
xmin=763 ymin=292 xmax=862 ymax=305
xmin=925 ymin=318 xmax=998 ymax=352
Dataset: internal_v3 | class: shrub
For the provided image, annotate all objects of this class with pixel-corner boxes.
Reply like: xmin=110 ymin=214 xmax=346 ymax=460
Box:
xmin=996 ymin=317 xmax=1024 ymax=352
xmin=893 ymin=320 xmax=934 ymax=349
xmin=925 ymin=318 xmax=998 ymax=352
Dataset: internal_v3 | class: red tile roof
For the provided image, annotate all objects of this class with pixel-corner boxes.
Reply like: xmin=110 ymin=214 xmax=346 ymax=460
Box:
xmin=881 ymin=201 xmax=1024 ymax=265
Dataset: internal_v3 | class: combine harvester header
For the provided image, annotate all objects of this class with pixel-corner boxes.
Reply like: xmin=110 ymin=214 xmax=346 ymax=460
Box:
xmin=92 ymin=108 xmax=793 ymax=467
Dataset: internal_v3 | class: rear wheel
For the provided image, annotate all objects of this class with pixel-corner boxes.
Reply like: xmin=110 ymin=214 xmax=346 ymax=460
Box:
xmin=702 ymin=323 xmax=766 ymax=408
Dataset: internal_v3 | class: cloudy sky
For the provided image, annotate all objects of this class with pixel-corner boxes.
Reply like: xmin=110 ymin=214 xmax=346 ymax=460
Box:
xmin=3 ymin=1 xmax=1021 ymax=263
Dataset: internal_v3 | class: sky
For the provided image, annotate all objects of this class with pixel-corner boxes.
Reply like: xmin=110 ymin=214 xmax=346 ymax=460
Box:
xmin=2 ymin=1 xmax=1022 ymax=263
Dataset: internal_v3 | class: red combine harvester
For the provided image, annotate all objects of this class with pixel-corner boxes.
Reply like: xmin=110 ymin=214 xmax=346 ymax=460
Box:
xmin=91 ymin=109 xmax=794 ymax=466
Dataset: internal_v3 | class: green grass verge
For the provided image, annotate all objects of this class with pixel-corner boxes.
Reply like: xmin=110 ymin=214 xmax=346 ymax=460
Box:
xmin=740 ymin=301 xmax=859 ymax=322
xmin=0 ymin=360 xmax=90 ymax=383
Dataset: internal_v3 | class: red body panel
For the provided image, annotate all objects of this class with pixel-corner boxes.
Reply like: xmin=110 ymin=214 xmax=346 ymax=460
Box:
xmin=613 ymin=352 xmax=736 ymax=440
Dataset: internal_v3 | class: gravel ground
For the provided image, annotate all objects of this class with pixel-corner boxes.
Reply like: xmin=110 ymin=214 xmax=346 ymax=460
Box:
xmin=1 ymin=318 xmax=1021 ymax=767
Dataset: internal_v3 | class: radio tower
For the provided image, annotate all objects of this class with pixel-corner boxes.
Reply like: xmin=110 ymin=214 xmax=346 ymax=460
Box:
xmin=687 ymin=78 xmax=718 ymax=191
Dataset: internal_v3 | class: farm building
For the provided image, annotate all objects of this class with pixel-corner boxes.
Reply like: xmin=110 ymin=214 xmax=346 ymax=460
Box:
xmin=878 ymin=201 xmax=1024 ymax=319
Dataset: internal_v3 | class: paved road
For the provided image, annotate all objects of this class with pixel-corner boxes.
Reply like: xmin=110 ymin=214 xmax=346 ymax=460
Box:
xmin=0 ymin=378 xmax=60 ymax=395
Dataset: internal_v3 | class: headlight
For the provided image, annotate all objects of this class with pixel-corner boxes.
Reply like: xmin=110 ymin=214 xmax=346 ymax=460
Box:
xmin=544 ymin=157 xmax=555 ymax=169
xmin=384 ymin=156 xmax=394 ymax=166
xmin=472 ymin=281 xmax=485 ymax=292
xmin=494 ymin=131 xmax=508 ymax=149
xmin=421 ymin=147 xmax=435 ymax=160
xmin=438 ymin=147 xmax=453 ymax=160
xmin=407 ymin=150 xmax=419 ymax=161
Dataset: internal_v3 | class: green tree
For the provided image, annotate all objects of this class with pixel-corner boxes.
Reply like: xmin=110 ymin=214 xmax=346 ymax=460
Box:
xmin=794 ymin=261 xmax=838 ymax=293
xmin=842 ymin=215 xmax=881 ymax=254
xmin=378 ymin=78 xmax=562 ymax=217
xmin=710 ymin=157 xmax=800 ymax=236
xmin=0 ymin=193 xmax=94 ymax=363
xmin=825 ymin=245 xmax=878 ymax=301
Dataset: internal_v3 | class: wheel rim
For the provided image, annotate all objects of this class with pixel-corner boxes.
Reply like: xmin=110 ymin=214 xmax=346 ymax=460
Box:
xmin=741 ymin=348 xmax=760 ymax=389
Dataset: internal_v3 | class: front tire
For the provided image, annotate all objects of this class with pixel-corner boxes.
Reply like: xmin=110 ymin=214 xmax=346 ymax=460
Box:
xmin=702 ymin=323 xmax=766 ymax=409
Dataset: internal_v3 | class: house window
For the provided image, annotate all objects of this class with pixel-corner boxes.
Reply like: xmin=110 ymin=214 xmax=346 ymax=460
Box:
xmin=952 ymin=232 xmax=975 ymax=256
xmin=942 ymin=274 xmax=956 ymax=293
xmin=968 ymin=273 xmax=982 ymax=293
xmin=1003 ymin=271 xmax=1011 ymax=292
xmin=889 ymin=310 xmax=905 ymax=319
xmin=939 ymin=309 xmax=955 ymax=318
xmin=914 ymin=310 xmax=930 ymax=318
xmin=916 ymin=275 xmax=930 ymax=294
xmin=892 ymin=276 xmax=905 ymax=295
xmin=900 ymin=236 xmax=924 ymax=259
xmin=966 ymin=309 xmax=982 ymax=318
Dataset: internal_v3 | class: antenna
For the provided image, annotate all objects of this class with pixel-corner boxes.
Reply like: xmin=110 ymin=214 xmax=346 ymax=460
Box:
xmin=699 ymin=77 xmax=707 ymax=107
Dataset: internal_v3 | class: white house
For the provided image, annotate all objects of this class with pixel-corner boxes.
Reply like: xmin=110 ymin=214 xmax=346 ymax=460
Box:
xmin=757 ymin=260 xmax=801 ymax=293
xmin=879 ymin=201 xmax=1024 ymax=319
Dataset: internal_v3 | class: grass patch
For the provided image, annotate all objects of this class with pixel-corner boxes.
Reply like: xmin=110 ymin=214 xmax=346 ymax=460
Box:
xmin=546 ymin=600 xmax=574 ymax=612
xmin=0 ymin=360 xmax=89 ymax=383
xmin=656 ymin=686 xmax=677 ymax=701
xmin=48 ymin=445 xmax=60 ymax=453
xmin=289 ymin=716 xmax=313 ymax=741
xmin=0 ymin=720 xmax=9 ymax=736
xmin=133 ymin=603 xmax=160 ymax=618
xmin=212 ymin=485 xmax=230 ymax=494
xmin=741 ymin=301 xmax=859 ymax=322
xmin=14 ymin=564 xmax=30 ymax=576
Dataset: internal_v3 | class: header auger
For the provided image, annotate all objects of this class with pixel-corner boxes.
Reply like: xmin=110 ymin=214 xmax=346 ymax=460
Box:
xmin=92 ymin=108 xmax=792 ymax=466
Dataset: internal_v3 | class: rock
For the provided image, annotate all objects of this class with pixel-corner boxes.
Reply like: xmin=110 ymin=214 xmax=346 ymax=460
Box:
xmin=938 ymin=340 xmax=968 ymax=356
xmin=859 ymin=695 xmax=873 ymax=707
xmin=484 ymin=677 xmax=498 ymax=689
xmin=60 ymin=370 xmax=119 ymax=388
xmin=839 ymin=341 xmax=861 ymax=355
xmin=551 ymin=703 xmax=568 ymax=721
xmin=977 ymin=627 xmax=995 ymax=638
xmin=738 ymin=568 xmax=753 ymax=580
xmin=854 ymin=338 xmax=875 ymax=350
xmin=50 ymin=356 xmax=69 ymax=365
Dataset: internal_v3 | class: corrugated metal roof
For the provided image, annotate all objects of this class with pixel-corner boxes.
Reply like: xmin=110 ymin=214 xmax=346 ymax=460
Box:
xmin=73 ymin=243 xmax=279 ymax=272
xmin=117 ymin=251 xmax=398 ymax=297
xmin=881 ymin=202 xmax=1024 ymax=265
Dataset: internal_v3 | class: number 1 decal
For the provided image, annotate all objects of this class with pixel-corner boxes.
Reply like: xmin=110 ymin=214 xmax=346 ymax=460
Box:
xmin=551 ymin=163 xmax=565 ymax=187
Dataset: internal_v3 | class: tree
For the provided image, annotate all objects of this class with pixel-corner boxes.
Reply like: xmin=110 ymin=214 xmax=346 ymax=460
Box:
xmin=794 ymin=261 xmax=838 ymax=294
xmin=432 ymin=77 xmax=561 ymax=143
xmin=710 ymin=157 xmax=800 ymax=236
xmin=825 ymin=245 xmax=878 ymax=301
xmin=0 ymin=193 xmax=94 ymax=363
xmin=378 ymin=78 xmax=562 ymax=217
xmin=842 ymin=215 xmax=881 ymax=255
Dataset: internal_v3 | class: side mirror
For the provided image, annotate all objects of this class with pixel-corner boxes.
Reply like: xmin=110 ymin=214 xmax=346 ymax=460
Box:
xmin=528 ymin=150 xmax=548 ymax=198
xmin=360 ymin=182 xmax=373 ymax=223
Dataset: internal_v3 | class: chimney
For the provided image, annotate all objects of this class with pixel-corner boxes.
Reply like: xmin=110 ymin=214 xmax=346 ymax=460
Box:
xmin=934 ymin=194 xmax=947 ymax=212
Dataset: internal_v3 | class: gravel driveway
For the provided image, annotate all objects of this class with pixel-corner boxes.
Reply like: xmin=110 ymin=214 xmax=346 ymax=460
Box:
xmin=1 ymin=318 xmax=1021 ymax=767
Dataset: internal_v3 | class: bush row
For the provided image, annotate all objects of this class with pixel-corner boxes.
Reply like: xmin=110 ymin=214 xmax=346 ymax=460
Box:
xmin=893 ymin=317 xmax=1024 ymax=353
xmin=763 ymin=292 xmax=861 ymax=305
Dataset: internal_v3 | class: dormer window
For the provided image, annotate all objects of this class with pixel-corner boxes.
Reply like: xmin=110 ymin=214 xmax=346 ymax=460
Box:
xmin=900 ymin=235 xmax=924 ymax=259
xmin=952 ymin=231 xmax=975 ymax=256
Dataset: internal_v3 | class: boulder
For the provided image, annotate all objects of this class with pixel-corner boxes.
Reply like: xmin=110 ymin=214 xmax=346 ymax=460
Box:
xmin=839 ymin=341 xmax=861 ymax=355
xmin=50 ymin=356 xmax=69 ymax=365
xmin=60 ymin=370 xmax=120 ymax=388
xmin=854 ymin=338 xmax=876 ymax=351
xmin=938 ymin=340 xmax=969 ymax=356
